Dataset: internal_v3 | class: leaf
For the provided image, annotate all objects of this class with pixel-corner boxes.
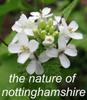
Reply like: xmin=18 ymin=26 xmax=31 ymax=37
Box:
xmin=42 ymin=0 xmax=56 ymax=4
xmin=0 ymin=0 xmax=28 ymax=16
xmin=61 ymin=0 xmax=79 ymax=20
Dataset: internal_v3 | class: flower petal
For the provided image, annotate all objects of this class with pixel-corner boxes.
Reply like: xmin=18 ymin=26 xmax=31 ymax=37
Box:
xmin=55 ymin=16 xmax=61 ymax=23
xmin=12 ymin=22 xmax=22 ymax=33
xmin=24 ymin=29 xmax=34 ymax=36
xmin=45 ymin=13 xmax=53 ymax=18
xmin=8 ymin=43 xmax=21 ymax=53
xmin=68 ymin=21 xmax=78 ymax=32
xmin=12 ymin=14 xmax=27 ymax=32
xmin=17 ymin=52 xmax=30 ymax=64
xmin=26 ymin=60 xmax=36 ymax=75
xmin=42 ymin=7 xmax=51 ymax=16
xmin=27 ymin=19 xmax=38 ymax=29
xmin=30 ymin=12 xmax=40 ymax=17
xmin=64 ymin=44 xmax=77 ymax=56
xmin=59 ymin=54 xmax=70 ymax=68
xmin=68 ymin=32 xmax=83 ymax=39
xmin=29 ymin=16 xmax=38 ymax=22
xmin=61 ymin=18 xmax=67 ymax=28
xmin=35 ymin=61 xmax=44 ymax=75
xmin=28 ymin=40 xmax=39 ymax=52
xmin=19 ymin=14 xmax=27 ymax=22
xmin=46 ymin=48 xmax=58 ymax=58
xmin=18 ymin=33 xmax=29 ymax=46
xmin=39 ymin=51 xmax=50 ymax=63
xmin=58 ymin=34 xmax=69 ymax=49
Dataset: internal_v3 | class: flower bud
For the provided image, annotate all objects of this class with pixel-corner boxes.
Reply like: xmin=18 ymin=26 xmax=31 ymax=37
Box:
xmin=38 ymin=20 xmax=46 ymax=29
xmin=48 ymin=18 xmax=53 ymax=26
xmin=33 ymin=29 xmax=39 ymax=38
xmin=42 ymin=35 xmax=54 ymax=46
xmin=45 ymin=25 xmax=50 ymax=32
xmin=39 ymin=30 xmax=46 ymax=39
xmin=53 ymin=31 xmax=58 ymax=36
xmin=49 ymin=26 xmax=55 ymax=34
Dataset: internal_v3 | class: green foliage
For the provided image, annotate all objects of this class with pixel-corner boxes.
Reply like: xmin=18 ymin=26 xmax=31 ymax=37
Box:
xmin=42 ymin=0 xmax=56 ymax=4
xmin=0 ymin=0 xmax=32 ymax=16
xmin=61 ymin=0 xmax=79 ymax=20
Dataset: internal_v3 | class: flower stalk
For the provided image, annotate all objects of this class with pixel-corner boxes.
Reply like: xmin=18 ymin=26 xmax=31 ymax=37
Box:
xmin=0 ymin=37 xmax=8 ymax=47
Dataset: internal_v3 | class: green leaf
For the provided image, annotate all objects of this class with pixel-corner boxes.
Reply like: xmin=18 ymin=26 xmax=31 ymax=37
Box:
xmin=61 ymin=0 xmax=79 ymax=20
xmin=0 ymin=0 xmax=29 ymax=16
xmin=42 ymin=0 xmax=56 ymax=4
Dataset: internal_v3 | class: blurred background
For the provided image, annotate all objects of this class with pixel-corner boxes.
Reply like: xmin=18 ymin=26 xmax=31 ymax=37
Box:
xmin=0 ymin=0 xmax=87 ymax=100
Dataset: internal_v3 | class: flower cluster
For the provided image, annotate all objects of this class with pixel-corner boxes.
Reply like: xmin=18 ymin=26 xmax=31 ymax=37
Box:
xmin=8 ymin=7 xmax=83 ymax=75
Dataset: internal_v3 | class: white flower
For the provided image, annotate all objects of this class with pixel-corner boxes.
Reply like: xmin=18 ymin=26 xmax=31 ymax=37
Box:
xmin=39 ymin=35 xmax=77 ymax=68
xmin=57 ymin=37 xmax=77 ymax=68
xmin=26 ymin=58 xmax=44 ymax=75
xmin=8 ymin=33 xmax=39 ymax=64
xmin=30 ymin=7 xmax=53 ymax=20
xmin=48 ymin=36 xmax=77 ymax=68
xmin=57 ymin=18 xmax=83 ymax=40
xmin=12 ymin=14 xmax=37 ymax=36
xmin=42 ymin=35 xmax=54 ymax=46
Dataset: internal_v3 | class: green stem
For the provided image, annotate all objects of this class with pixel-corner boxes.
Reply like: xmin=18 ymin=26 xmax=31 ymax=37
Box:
xmin=0 ymin=37 xmax=8 ymax=47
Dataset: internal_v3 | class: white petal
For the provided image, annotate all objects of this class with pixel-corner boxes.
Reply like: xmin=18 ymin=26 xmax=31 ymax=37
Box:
xmin=18 ymin=33 xmax=29 ymax=46
xmin=55 ymin=16 xmax=61 ymax=23
xmin=12 ymin=14 xmax=27 ymax=32
xmin=42 ymin=7 xmax=51 ymax=15
xmin=58 ymin=18 xmax=68 ymax=34
xmin=18 ymin=14 xmax=28 ymax=25
xmin=8 ymin=43 xmax=21 ymax=53
xmin=59 ymin=54 xmax=70 ymax=68
xmin=68 ymin=21 xmax=78 ymax=32
xmin=46 ymin=48 xmax=58 ymax=58
xmin=39 ymin=51 xmax=50 ymax=63
xmin=28 ymin=40 xmax=39 ymax=52
xmin=27 ymin=19 xmax=37 ymax=29
xmin=24 ymin=29 xmax=34 ymax=36
xmin=12 ymin=22 xmax=22 ymax=33
xmin=58 ymin=34 xmax=69 ymax=49
xmin=26 ymin=60 xmax=36 ymax=74
xmin=29 ymin=16 xmax=38 ymax=22
xmin=35 ymin=61 xmax=44 ymax=75
xmin=68 ymin=32 xmax=83 ymax=39
xmin=64 ymin=44 xmax=77 ymax=56
xmin=61 ymin=18 xmax=67 ymax=28
xmin=45 ymin=13 xmax=53 ymax=18
xmin=53 ymin=16 xmax=61 ymax=26
xmin=58 ymin=25 xmax=66 ymax=34
xmin=19 ymin=14 xmax=27 ymax=22
xmin=30 ymin=12 xmax=40 ymax=17
xmin=17 ymin=52 xmax=30 ymax=64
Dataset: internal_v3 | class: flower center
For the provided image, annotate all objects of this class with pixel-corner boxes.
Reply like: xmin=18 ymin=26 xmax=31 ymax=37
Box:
xmin=68 ymin=28 xmax=73 ymax=32
xmin=20 ymin=46 xmax=29 ymax=52
xmin=47 ymin=38 xmax=53 ymax=42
